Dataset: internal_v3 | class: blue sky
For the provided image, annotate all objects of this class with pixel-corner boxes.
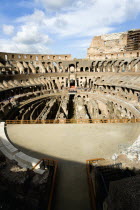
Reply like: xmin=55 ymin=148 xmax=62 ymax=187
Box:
xmin=0 ymin=0 xmax=140 ymax=58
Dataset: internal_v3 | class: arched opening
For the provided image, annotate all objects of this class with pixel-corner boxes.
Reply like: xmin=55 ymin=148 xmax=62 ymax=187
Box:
xmin=5 ymin=55 xmax=8 ymax=60
xmin=76 ymin=62 xmax=79 ymax=68
xmin=36 ymin=66 xmax=39 ymax=73
xmin=123 ymin=62 xmax=128 ymax=72
xmin=70 ymin=79 xmax=75 ymax=87
xmin=69 ymin=64 xmax=75 ymax=73
xmin=90 ymin=62 xmax=94 ymax=72
xmin=76 ymin=78 xmax=79 ymax=87
xmin=98 ymin=109 xmax=102 ymax=115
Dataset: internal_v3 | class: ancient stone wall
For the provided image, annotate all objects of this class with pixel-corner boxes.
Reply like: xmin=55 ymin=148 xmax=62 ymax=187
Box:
xmin=0 ymin=57 xmax=140 ymax=75
xmin=0 ymin=71 xmax=140 ymax=120
xmin=87 ymin=29 xmax=140 ymax=60
xmin=0 ymin=52 xmax=72 ymax=62
xmin=88 ymin=32 xmax=127 ymax=55
xmin=126 ymin=29 xmax=140 ymax=51
xmin=88 ymin=50 xmax=140 ymax=60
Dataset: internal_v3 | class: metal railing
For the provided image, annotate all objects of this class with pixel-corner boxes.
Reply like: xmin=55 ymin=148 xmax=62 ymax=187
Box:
xmin=6 ymin=118 xmax=140 ymax=124
xmin=32 ymin=158 xmax=58 ymax=210
xmin=86 ymin=158 xmax=105 ymax=210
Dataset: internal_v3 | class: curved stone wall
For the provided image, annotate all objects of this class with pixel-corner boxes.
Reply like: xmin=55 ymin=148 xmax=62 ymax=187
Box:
xmin=0 ymin=57 xmax=140 ymax=74
xmin=87 ymin=50 xmax=140 ymax=61
xmin=0 ymin=72 xmax=140 ymax=120
xmin=0 ymin=52 xmax=140 ymax=121
xmin=0 ymin=122 xmax=41 ymax=170
xmin=0 ymin=58 xmax=93 ymax=74
xmin=0 ymin=52 xmax=72 ymax=61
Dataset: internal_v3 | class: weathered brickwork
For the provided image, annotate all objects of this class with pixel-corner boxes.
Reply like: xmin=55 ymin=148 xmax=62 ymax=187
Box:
xmin=87 ymin=29 xmax=140 ymax=60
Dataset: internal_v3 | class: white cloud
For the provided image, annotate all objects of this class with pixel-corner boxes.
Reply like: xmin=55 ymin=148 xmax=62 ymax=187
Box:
xmin=17 ymin=9 xmax=45 ymax=24
xmin=2 ymin=24 xmax=14 ymax=35
xmin=16 ymin=0 xmax=140 ymax=39
xmin=13 ymin=24 xmax=50 ymax=45
xmin=0 ymin=0 xmax=140 ymax=57
xmin=0 ymin=13 xmax=51 ymax=54
xmin=0 ymin=9 xmax=52 ymax=54
xmin=34 ymin=0 xmax=73 ymax=10
xmin=34 ymin=0 xmax=97 ymax=11
xmin=43 ymin=0 xmax=140 ymax=37
xmin=0 ymin=39 xmax=51 ymax=54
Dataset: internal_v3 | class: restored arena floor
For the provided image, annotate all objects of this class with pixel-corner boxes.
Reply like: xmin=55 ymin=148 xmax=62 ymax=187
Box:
xmin=7 ymin=123 xmax=140 ymax=210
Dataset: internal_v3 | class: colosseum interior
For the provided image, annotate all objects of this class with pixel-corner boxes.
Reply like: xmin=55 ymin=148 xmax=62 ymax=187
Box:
xmin=0 ymin=29 xmax=140 ymax=210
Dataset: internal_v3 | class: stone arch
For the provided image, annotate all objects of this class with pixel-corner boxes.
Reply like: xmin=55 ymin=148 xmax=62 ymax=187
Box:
xmin=123 ymin=61 xmax=128 ymax=72
xmin=69 ymin=64 xmax=75 ymax=73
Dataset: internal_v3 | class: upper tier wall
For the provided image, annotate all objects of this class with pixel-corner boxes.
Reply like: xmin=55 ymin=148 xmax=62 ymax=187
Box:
xmin=87 ymin=29 xmax=140 ymax=60
xmin=87 ymin=50 xmax=140 ymax=60
xmin=0 ymin=52 xmax=72 ymax=61
xmin=88 ymin=32 xmax=128 ymax=55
